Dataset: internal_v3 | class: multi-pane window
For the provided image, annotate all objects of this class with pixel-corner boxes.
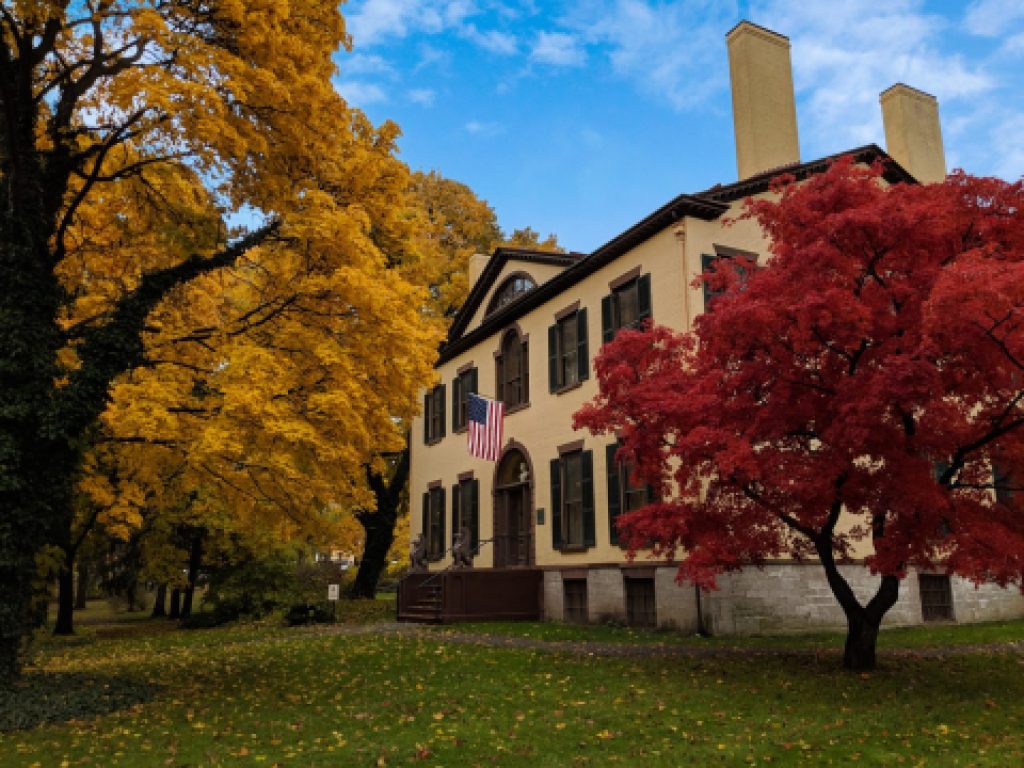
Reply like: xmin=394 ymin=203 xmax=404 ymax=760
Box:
xmin=919 ymin=574 xmax=954 ymax=621
xmin=625 ymin=577 xmax=656 ymax=627
xmin=993 ymin=462 xmax=1015 ymax=506
xmin=451 ymin=368 xmax=478 ymax=432
xmin=606 ymin=443 xmax=655 ymax=546
xmin=496 ymin=329 xmax=529 ymax=409
xmin=450 ymin=477 xmax=480 ymax=552
xmin=601 ymin=274 xmax=652 ymax=343
xmin=423 ymin=384 xmax=446 ymax=443
xmin=487 ymin=274 xmax=536 ymax=315
xmin=550 ymin=450 xmax=595 ymax=550
xmin=563 ymin=579 xmax=588 ymax=623
xmin=421 ymin=486 xmax=446 ymax=561
xmin=701 ymin=246 xmax=757 ymax=310
xmin=548 ymin=309 xmax=589 ymax=392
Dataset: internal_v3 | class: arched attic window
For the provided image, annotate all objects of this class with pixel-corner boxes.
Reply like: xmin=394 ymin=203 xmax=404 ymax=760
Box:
xmin=486 ymin=273 xmax=537 ymax=316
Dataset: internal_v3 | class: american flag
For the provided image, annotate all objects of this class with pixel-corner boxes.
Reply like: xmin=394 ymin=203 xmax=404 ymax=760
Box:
xmin=467 ymin=393 xmax=504 ymax=461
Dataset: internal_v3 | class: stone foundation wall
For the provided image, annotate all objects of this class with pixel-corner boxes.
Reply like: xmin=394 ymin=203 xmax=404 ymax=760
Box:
xmin=541 ymin=563 xmax=1024 ymax=635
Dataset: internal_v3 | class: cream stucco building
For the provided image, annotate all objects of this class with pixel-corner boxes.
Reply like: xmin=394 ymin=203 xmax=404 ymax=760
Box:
xmin=400 ymin=21 xmax=1024 ymax=633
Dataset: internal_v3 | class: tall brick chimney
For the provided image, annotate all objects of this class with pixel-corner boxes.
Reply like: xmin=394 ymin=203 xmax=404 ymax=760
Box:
xmin=880 ymin=84 xmax=947 ymax=184
xmin=727 ymin=21 xmax=801 ymax=180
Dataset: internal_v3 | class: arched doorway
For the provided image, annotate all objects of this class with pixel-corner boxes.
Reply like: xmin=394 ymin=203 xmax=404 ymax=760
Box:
xmin=493 ymin=446 xmax=534 ymax=567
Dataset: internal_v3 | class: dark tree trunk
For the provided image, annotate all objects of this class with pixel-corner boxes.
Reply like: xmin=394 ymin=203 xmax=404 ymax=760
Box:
xmin=815 ymin=537 xmax=901 ymax=671
xmin=350 ymin=506 xmax=398 ymax=599
xmin=54 ymin=566 xmax=75 ymax=635
xmin=151 ymin=584 xmax=167 ymax=618
xmin=182 ymin=535 xmax=204 ymax=618
xmin=168 ymin=589 xmax=182 ymax=620
xmin=75 ymin=563 xmax=90 ymax=610
xmin=349 ymin=448 xmax=409 ymax=599
xmin=844 ymin=613 xmax=882 ymax=670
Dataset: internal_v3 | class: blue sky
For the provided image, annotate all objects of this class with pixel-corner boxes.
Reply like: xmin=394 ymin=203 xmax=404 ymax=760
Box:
xmin=336 ymin=0 xmax=1024 ymax=252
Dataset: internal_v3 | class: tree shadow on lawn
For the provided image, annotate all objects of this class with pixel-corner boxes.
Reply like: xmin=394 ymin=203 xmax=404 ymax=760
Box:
xmin=0 ymin=670 xmax=159 ymax=732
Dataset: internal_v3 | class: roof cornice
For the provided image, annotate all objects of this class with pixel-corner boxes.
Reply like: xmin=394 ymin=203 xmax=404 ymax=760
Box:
xmin=438 ymin=145 xmax=916 ymax=366
xmin=439 ymin=195 xmax=726 ymax=364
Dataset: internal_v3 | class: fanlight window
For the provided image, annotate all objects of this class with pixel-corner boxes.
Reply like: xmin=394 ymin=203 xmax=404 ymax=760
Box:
xmin=487 ymin=274 xmax=536 ymax=315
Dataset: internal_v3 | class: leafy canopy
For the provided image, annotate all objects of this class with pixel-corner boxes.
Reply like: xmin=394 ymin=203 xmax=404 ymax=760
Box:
xmin=576 ymin=159 xmax=1024 ymax=591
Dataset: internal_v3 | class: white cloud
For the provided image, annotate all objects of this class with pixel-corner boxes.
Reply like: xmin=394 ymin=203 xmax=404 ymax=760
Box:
xmin=346 ymin=0 xmax=516 ymax=55
xmin=1000 ymin=31 xmax=1024 ymax=56
xmin=461 ymin=25 xmax=518 ymax=54
xmin=964 ymin=0 xmax=1024 ymax=36
xmin=530 ymin=31 xmax=586 ymax=67
xmin=562 ymin=0 xmax=739 ymax=111
xmin=415 ymin=44 xmax=451 ymax=72
xmin=749 ymin=0 xmax=994 ymax=155
xmin=409 ymin=88 xmax=437 ymax=106
xmin=335 ymin=80 xmax=388 ymax=105
xmin=465 ymin=120 xmax=504 ymax=136
xmin=340 ymin=53 xmax=395 ymax=78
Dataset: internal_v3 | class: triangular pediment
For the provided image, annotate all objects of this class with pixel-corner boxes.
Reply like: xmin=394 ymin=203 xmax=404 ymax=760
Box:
xmin=447 ymin=248 xmax=583 ymax=344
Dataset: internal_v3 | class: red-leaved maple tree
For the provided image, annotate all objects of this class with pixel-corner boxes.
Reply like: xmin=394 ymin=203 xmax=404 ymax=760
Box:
xmin=574 ymin=158 xmax=1024 ymax=670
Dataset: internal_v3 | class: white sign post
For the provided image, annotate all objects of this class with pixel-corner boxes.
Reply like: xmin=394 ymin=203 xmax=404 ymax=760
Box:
xmin=327 ymin=583 xmax=340 ymax=622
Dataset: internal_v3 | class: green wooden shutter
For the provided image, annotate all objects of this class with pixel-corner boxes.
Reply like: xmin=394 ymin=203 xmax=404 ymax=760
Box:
xmin=550 ymin=458 xmax=563 ymax=550
xmin=439 ymin=487 xmax=446 ymax=553
xmin=423 ymin=392 xmax=431 ymax=443
xmin=421 ymin=492 xmax=430 ymax=548
xmin=601 ymin=295 xmax=614 ymax=343
xmin=582 ymin=450 xmax=595 ymax=547
xmin=451 ymin=483 xmax=460 ymax=547
xmin=452 ymin=377 xmax=461 ymax=431
xmin=438 ymin=385 xmax=446 ymax=438
xmin=701 ymin=254 xmax=716 ymax=309
xmin=577 ymin=308 xmax=589 ymax=381
xmin=468 ymin=367 xmax=478 ymax=396
xmin=606 ymin=443 xmax=622 ymax=546
xmin=495 ymin=356 xmax=504 ymax=403
xmin=637 ymin=273 xmax=652 ymax=324
xmin=548 ymin=323 xmax=559 ymax=392
xmin=521 ymin=340 xmax=529 ymax=402
xmin=469 ymin=479 xmax=480 ymax=552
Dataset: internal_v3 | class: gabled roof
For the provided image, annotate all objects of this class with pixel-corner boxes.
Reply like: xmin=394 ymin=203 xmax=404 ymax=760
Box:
xmin=438 ymin=144 xmax=916 ymax=365
xmin=697 ymin=143 xmax=915 ymax=203
xmin=445 ymin=247 xmax=584 ymax=343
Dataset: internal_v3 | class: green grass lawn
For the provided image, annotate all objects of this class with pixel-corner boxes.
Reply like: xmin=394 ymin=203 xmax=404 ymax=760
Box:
xmin=2 ymin=612 xmax=1022 ymax=767
xmin=435 ymin=617 xmax=1024 ymax=650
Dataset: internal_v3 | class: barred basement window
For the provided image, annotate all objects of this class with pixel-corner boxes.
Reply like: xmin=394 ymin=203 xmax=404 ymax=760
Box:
xmin=625 ymin=577 xmax=656 ymax=628
xmin=563 ymin=579 xmax=588 ymax=623
xmin=919 ymin=574 xmax=954 ymax=621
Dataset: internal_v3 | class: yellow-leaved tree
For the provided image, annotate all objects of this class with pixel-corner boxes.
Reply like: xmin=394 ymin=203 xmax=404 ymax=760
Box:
xmin=0 ymin=1 xmax=442 ymax=678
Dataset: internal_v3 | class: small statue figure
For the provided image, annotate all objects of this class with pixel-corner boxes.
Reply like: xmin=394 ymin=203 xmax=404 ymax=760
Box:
xmin=409 ymin=533 xmax=427 ymax=573
xmin=451 ymin=526 xmax=474 ymax=569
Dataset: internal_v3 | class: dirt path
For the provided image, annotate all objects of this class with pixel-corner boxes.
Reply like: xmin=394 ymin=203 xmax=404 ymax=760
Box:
xmin=307 ymin=622 xmax=1024 ymax=660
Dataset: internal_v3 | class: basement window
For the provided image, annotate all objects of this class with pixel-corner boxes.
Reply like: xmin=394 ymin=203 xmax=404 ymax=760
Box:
xmin=919 ymin=574 xmax=954 ymax=621
xmin=625 ymin=577 xmax=656 ymax=628
xmin=563 ymin=579 xmax=588 ymax=624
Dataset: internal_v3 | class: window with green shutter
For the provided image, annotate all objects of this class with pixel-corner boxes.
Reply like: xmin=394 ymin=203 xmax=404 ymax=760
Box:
xmin=452 ymin=368 xmax=478 ymax=432
xmin=702 ymin=246 xmax=757 ymax=311
xmin=551 ymin=449 xmax=595 ymax=551
xmin=424 ymin=384 xmax=446 ymax=443
xmin=549 ymin=308 xmax=589 ymax=392
xmin=451 ymin=477 xmax=480 ymax=552
xmin=496 ymin=328 xmax=529 ymax=409
xmin=607 ymin=442 xmax=655 ymax=547
xmin=423 ymin=486 xmax=445 ymax=560
xmin=601 ymin=274 xmax=652 ymax=343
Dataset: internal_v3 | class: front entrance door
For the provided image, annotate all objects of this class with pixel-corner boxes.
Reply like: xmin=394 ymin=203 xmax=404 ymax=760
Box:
xmin=494 ymin=484 xmax=531 ymax=567
xmin=493 ymin=448 xmax=533 ymax=567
